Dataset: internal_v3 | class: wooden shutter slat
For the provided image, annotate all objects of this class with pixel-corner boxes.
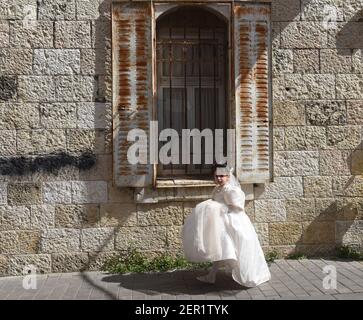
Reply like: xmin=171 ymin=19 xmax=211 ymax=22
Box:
xmin=234 ymin=3 xmax=271 ymax=183
xmin=113 ymin=2 xmax=153 ymax=187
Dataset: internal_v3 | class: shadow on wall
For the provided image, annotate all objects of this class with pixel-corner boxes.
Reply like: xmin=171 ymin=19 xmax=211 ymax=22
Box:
xmin=0 ymin=75 xmax=18 ymax=101
xmin=295 ymin=6 xmax=363 ymax=256
xmin=93 ymin=0 xmax=112 ymax=104
xmin=0 ymin=152 xmax=95 ymax=176
xmin=264 ymin=3 xmax=363 ymax=257
xmin=335 ymin=9 xmax=363 ymax=55
xmin=293 ymin=196 xmax=361 ymax=258
xmin=257 ymin=140 xmax=362 ymax=258
xmin=296 ymin=141 xmax=362 ymax=256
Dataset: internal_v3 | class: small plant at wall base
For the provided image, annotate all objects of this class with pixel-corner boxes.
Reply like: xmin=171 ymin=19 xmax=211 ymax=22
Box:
xmin=265 ymin=250 xmax=279 ymax=265
xmin=336 ymin=245 xmax=363 ymax=260
xmin=287 ymin=252 xmax=307 ymax=260
xmin=101 ymin=247 xmax=212 ymax=274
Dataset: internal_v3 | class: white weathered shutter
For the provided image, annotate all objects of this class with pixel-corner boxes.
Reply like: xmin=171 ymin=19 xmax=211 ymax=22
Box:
xmin=234 ymin=3 xmax=271 ymax=184
xmin=112 ymin=2 xmax=153 ymax=187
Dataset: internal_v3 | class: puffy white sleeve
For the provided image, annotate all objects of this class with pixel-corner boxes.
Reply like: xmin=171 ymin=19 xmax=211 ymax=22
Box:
xmin=223 ymin=186 xmax=245 ymax=213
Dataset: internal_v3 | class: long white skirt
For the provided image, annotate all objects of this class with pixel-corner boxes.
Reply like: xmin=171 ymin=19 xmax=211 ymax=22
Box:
xmin=182 ymin=199 xmax=271 ymax=287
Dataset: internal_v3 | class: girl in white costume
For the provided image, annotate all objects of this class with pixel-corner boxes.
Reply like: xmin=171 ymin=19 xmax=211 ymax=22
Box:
xmin=182 ymin=165 xmax=271 ymax=287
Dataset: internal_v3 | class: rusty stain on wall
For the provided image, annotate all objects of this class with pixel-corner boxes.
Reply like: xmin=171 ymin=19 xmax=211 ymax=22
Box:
xmin=234 ymin=3 xmax=270 ymax=183
xmin=113 ymin=3 xmax=152 ymax=185
xmin=234 ymin=5 xmax=271 ymax=19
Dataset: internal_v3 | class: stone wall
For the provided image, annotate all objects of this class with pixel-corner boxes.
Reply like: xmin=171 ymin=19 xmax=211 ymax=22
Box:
xmin=0 ymin=0 xmax=362 ymax=275
xmin=271 ymin=0 xmax=363 ymax=257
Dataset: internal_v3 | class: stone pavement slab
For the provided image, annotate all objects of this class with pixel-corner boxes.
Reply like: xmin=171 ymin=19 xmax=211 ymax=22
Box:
xmin=0 ymin=259 xmax=362 ymax=300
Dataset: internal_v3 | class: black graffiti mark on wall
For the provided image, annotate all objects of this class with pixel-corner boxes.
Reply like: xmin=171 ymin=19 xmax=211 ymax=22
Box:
xmin=0 ymin=152 xmax=96 ymax=176
xmin=0 ymin=76 xmax=18 ymax=101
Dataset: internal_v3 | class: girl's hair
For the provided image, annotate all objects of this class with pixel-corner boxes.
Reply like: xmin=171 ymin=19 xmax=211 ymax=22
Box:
xmin=212 ymin=163 xmax=228 ymax=174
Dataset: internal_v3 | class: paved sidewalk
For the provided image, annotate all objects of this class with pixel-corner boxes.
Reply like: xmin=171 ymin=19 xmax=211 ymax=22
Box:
xmin=0 ymin=259 xmax=363 ymax=300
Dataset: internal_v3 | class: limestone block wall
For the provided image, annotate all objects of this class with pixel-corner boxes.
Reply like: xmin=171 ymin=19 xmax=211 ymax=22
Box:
xmin=0 ymin=0 xmax=362 ymax=276
xmin=270 ymin=0 xmax=363 ymax=257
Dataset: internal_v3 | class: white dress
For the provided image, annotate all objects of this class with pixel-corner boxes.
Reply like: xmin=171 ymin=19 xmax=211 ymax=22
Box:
xmin=182 ymin=183 xmax=271 ymax=287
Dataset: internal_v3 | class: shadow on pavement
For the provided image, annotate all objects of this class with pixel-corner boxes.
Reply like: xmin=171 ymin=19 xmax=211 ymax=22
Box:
xmin=101 ymin=270 xmax=248 ymax=295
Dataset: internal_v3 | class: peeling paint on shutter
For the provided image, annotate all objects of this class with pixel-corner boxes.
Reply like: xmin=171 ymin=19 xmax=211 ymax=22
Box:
xmin=112 ymin=2 xmax=153 ymax=187
xmin=234 ymin=3 xmax=271 ymax=184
